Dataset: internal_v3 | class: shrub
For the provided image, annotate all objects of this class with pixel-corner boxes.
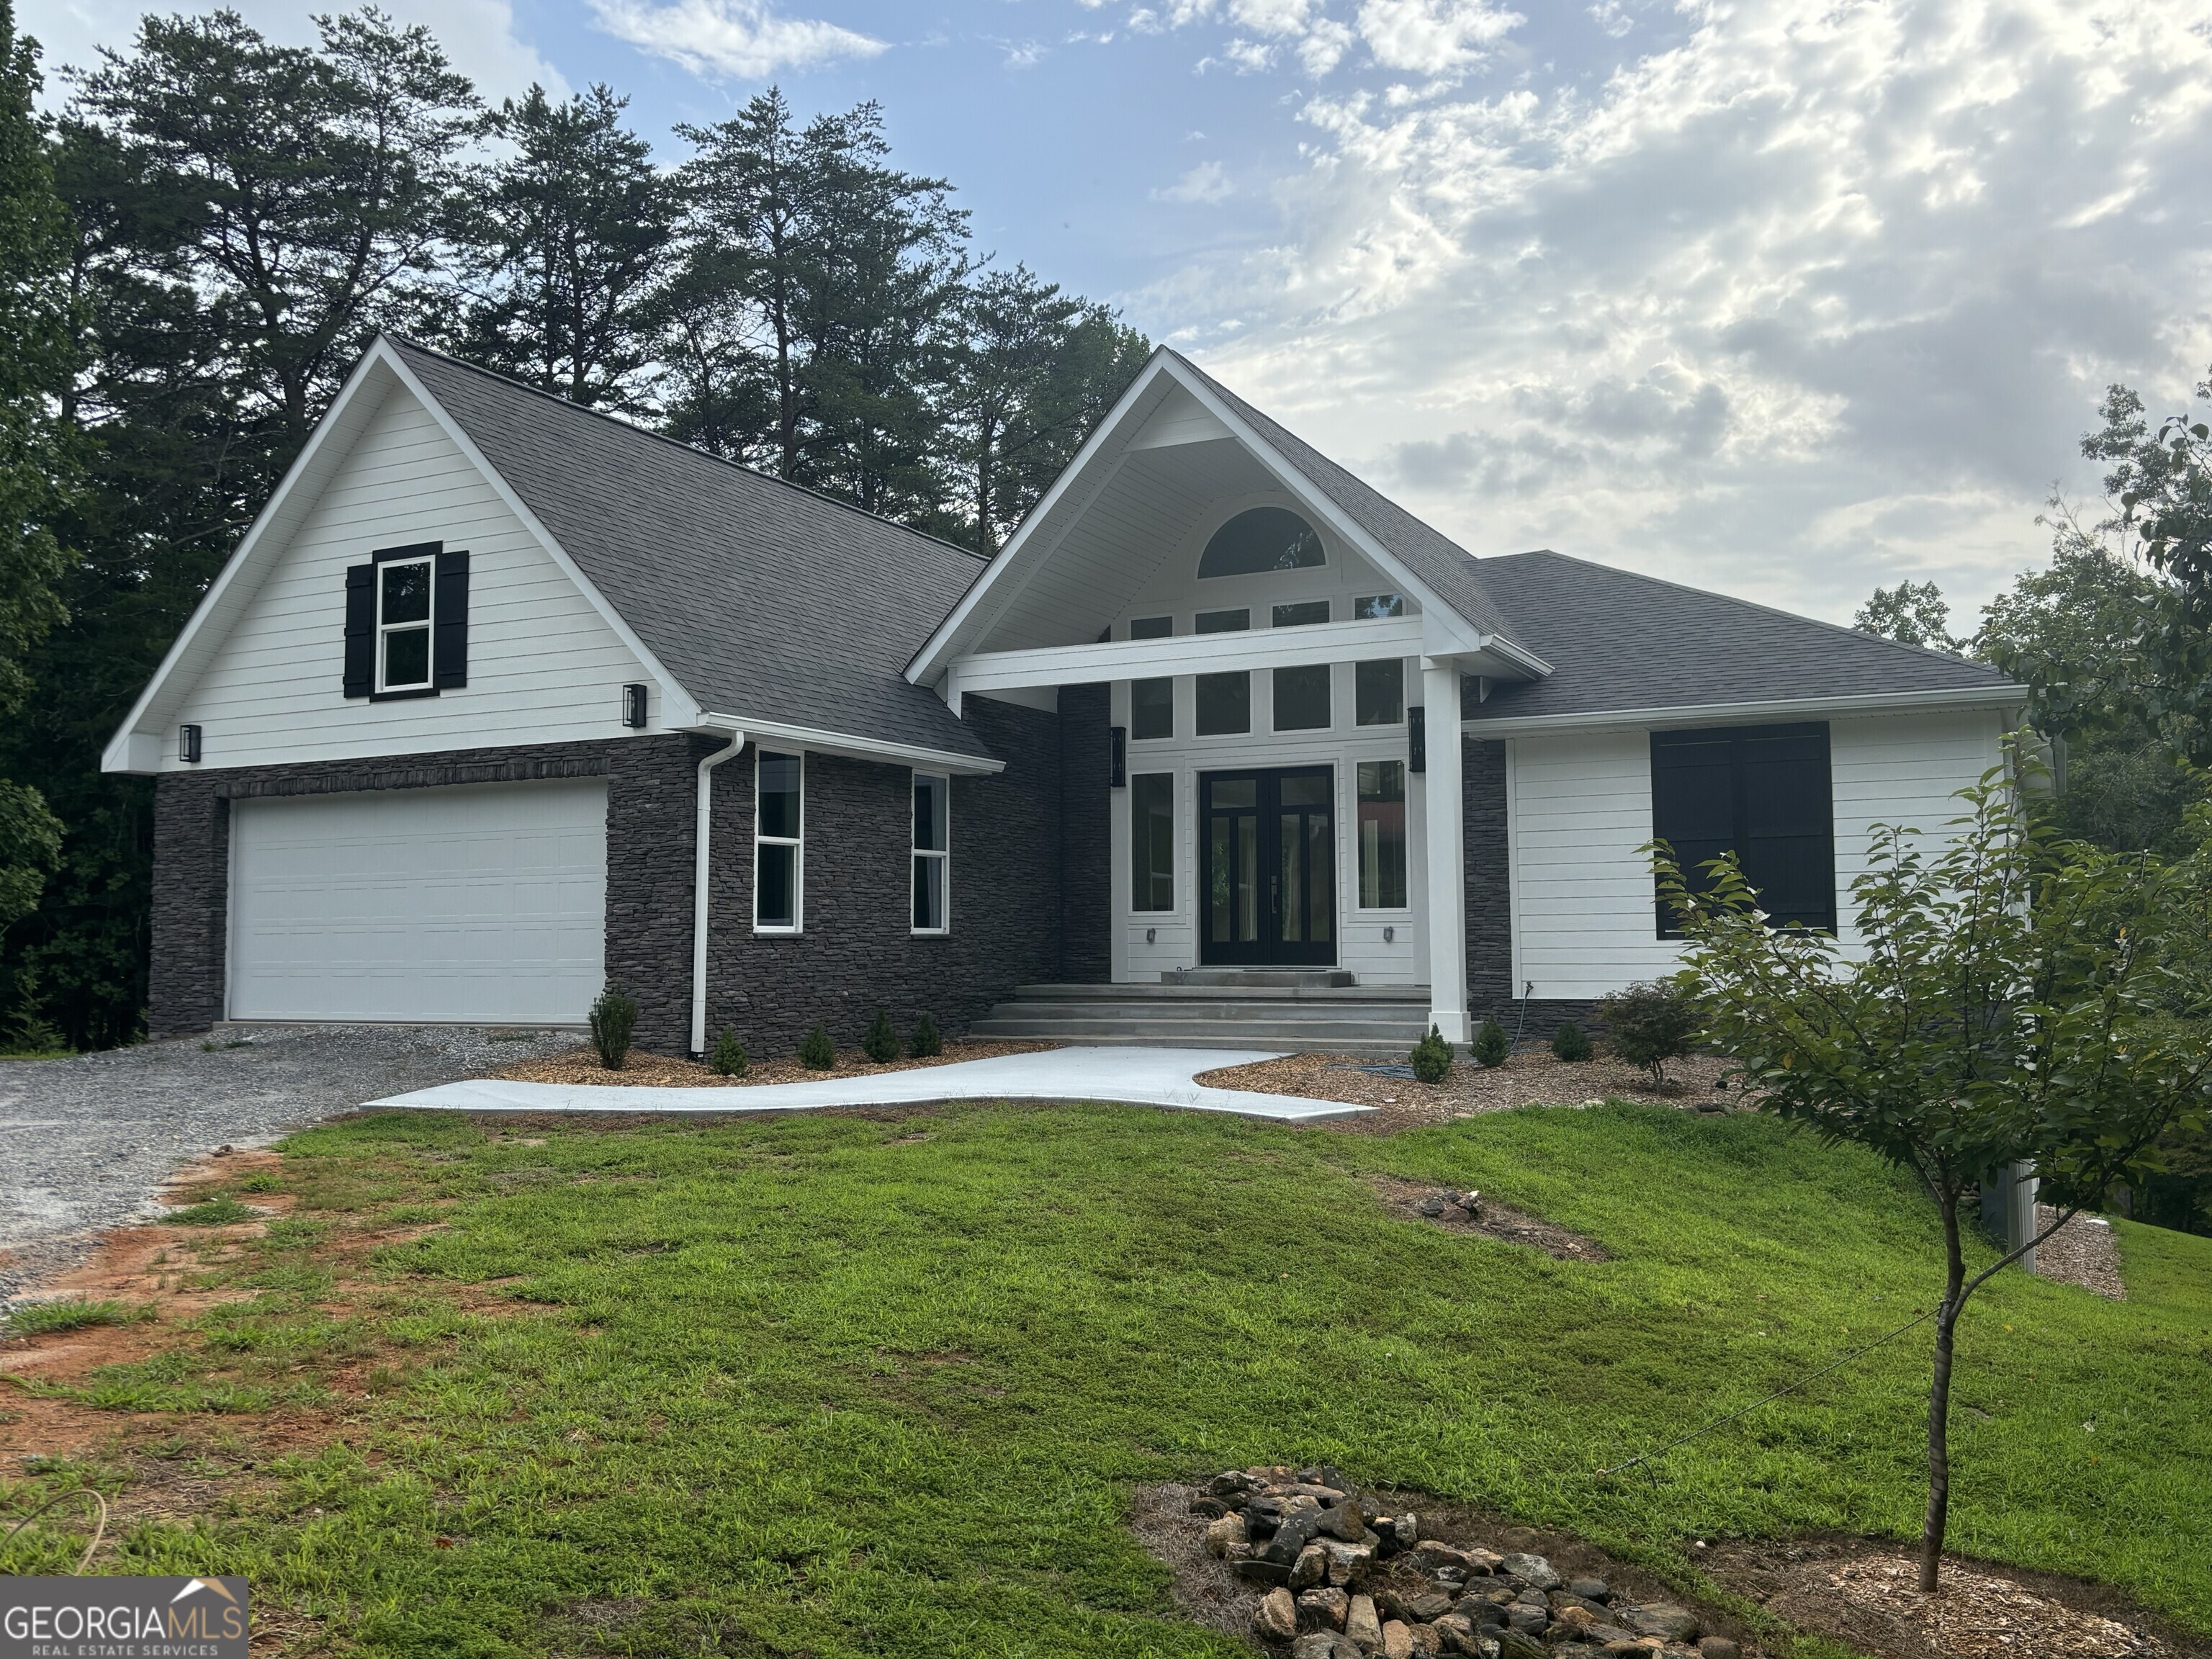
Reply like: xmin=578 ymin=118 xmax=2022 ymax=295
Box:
xmin=588 ymin=985 xmax=639 ymax=1071
xmin=1409 ymin=1025 xmax=1453 ymax=1085
xmin=1472 ymin=1017 xmax=1509 ymax=1068
xmin=709 ymin=1028 xmax=748 ymax=1077
xmin=909 ymin=1013 xmax=943 ymax=1058
xmin=1595 ymin=979 xmax=1699 ymax=1084
xmin=800 ymin=1024 xmax=837 ymax=1069
xmin=863 ymin=1010 xmax=900 ymax=1064
xmin=1551 ymin=1020 xmax=1593 ymax=1062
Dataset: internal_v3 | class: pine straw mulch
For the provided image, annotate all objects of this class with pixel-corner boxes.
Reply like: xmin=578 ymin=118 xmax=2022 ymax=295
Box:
xmin=493 ymin=1038 xmax=1056 ymax=1089
xmin=1198 ymin=1046 xmax=1742 ymax=1133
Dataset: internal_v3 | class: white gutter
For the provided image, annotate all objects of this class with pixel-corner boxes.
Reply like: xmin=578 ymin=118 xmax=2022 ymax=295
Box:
xmin=693 ymin=713 xmax=1003 ymax=776
xmin=691 ymin=724 xmax=745 ymax=1056
xmin=1459 ymin=682 xmax=2028 ymax=737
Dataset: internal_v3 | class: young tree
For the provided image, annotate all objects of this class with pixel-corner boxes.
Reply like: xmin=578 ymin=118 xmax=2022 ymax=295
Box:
xmin=455 ymin=84 xmax=678 ymax=412
xmin=1853 ymin=579 xmax=1961 ymax=653
xmin=1658 ymin=765 xmax=2212 ymax=1591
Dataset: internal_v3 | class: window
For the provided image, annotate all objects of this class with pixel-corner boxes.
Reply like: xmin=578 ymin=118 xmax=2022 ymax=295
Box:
xmin=1273 ymin=664 xmax=1331 ymax=730
xmin=1131 ymin=677 xmax=1174 ymax=741
xmin=377 ymin=555 xmax=434 ymax=691
xmin=1355 ymin=658 xmax=1405 ymax=726
xmin=1196 ymin=608 xmax=1250 ymax=634
xmin=1354 ymin=593 xmax=1405 ymax=619
xmin=1272 ymin=600 xmax=1331 ymax=628
xmin=1130 ymin=616 xmax=1173 ymax=639
xmin=912 ymin=773 xmax=949 ymax=933
xmin=1650 ymin=724 xmax=1835 ymax=935
xmin=1357 ymin=760 xmax=1408 ymax=908
xmin=1131 ymin=773 xmax=1174 ymax=911
xmin=1195 ymin=672 xmax=1251 ymax=736
xmin=1198 ymin=507 xmax=1326 ymax=577
xmin=755 ymin=751 xmax=803 ymax=930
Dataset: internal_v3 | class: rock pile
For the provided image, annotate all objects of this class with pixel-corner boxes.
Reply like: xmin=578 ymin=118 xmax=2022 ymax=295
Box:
xmin=1195 ymin=1465 xmax=1743 ymax=1659
xmin=1416 ymin=1190 xmax=1483 ymax=1221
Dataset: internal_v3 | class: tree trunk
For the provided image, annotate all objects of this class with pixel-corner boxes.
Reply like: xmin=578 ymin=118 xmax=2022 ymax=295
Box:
xmin=1920 ymin=1194 xmax=1968 ymax=1591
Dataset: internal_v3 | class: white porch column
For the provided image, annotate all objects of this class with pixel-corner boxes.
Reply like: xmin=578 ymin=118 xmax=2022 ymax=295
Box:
xmin=1421 ymin=662 xmax=1470 ymax=1045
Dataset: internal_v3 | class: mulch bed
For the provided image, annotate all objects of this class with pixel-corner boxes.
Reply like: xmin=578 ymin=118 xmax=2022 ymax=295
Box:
xmin=2032 ymin=1204 xmax=2126 ymax=1299
xmin=1200 ymin=1047 xmax=1742 ymax=1133
xmin=494 ymin=1039 xmax=1056 ymax=1089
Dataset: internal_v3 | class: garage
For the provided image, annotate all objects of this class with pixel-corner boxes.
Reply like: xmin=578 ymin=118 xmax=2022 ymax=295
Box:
xmin=228 ymin=780 xmax=608 ymax=1024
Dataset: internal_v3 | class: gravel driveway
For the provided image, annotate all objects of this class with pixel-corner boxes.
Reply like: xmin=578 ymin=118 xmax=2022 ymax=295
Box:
xmin=0 ymin=1025 xmax=571 ymax=1309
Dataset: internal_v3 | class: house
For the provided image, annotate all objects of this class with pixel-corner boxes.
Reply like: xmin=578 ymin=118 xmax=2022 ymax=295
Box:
xmin=104 ymin=336 xmax=2026 ymax=1058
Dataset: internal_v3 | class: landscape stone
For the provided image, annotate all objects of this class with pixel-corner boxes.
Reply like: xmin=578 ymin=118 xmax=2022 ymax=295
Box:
xmin=1321 ymin=1501 xmax=1370 ymax=1542
xmin=1411 ymin=1542 xmax=1478 ymax=1575
xmin=1189 ymin=1495 xmax=1230 ymax=1519
xmin=1264 ymin=1508 xmax=1331 ymax=1565
xmin=1430 ymin=1610 xmax=1481 ymax=1654
xmin=1294 ymin=1635 xmax=1350 ymax=1659
xmin=1382 ymin=1619 xmax=1416 ymax=1659
xmin=1404 ymin=1593 xmax=1455 ymax=1622
xmin=1620 ymin=1605 xmax=1699 ymax=1642
xmin=1211 ymin=1470 xmax=1263 ymax=1500
xmin=1299 ymin=1586 xmax=1351 ymax=1629
xmin=1496 ymin=1630 xmax=1549 ymax=1659
xmin=1204 ymin=1514 xmax=1248 ymax=1557
xmin=1504 ymin=1603 xmax=1548 ymax=1635
xmin=1696 ymin=1642 xmax=1740 ymax=1659
xmin=1323 ymin=1539 xmax=1377 ymax=1586
xmin=1390 ymin=1514 xmax=1421 ymax=1549
xmin=1346 ymin=1594 xmax=1384 ymax=1654
xmin=1256 ymin=1587 xmax=1299 ymax=1640
xmin=1292 ymin=1544 xmax=1330 ymax=1590
xmin=1406 ymin=1623 xmax=1445 ymax=1655
xmin=1235 ymin=1557 xmax=1292 ymax=1587
xmin=1566 ymin=1579 xmax=1610 ymax=1603
xmin=1501 ymin=1554 xmax=1562 ymax=1591
xmin=1298 ymin=1465 xmax=1350 ymax=1491
xmin=1584 ymin=1625 xmax=1638 ymax=1647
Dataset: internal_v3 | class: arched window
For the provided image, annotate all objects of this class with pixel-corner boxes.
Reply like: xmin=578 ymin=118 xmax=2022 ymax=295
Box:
xmin=1197 ymin=507 xmax=1326 ymax=579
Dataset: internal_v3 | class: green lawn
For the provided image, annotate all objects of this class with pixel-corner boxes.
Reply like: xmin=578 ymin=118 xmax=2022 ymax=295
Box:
xmin=5 ymin=1100 xmax=2208 ymax=1658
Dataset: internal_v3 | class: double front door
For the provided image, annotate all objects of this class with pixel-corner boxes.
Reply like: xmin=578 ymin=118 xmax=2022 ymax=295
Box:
xmin=1200 ymin=766 xmax=1336 ymax=966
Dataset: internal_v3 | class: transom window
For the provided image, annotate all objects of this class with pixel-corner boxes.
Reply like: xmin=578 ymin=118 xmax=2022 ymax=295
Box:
xmin=1198 ymin=507 xmax=1326 ymax=578
xmin=1272 ymin=600 xmax=1330 ymax=628
xmin=1130 ymin=616 xmax=1174 ymax=639
xmin=755 ymin=751 xmax=803 ymax=932
xmin=1353 ymin=593 xmax=1405 ymax=619
xmin=377 ymin=556 xmax=433 ymax=691
xmin=912 ymin=773 xmax=949 ymax=934
xmin=1196 ymin=608 xmax=1250 ymax=634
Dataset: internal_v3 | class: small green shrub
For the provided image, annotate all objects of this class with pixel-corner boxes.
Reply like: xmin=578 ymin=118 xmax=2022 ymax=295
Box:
xmin=1410 ymin=1025 xmax=1453 ymax=1085
xmin=1551 ymin=1020 xmax=1593 ymax=1062
xmin=4 ymin=1298 xmax=150 ymax=1336
xmin=709 ymin=1028 xmax=748 ymax=1077
xmin=800 ymin=1025 xmax=837 ymax=1069
xmin=166 ymin=1197 xmax=256 ymax=1226
xmin=908 ymin=1013 xmax=942 ymax=1058
xmin=862 ymin=1010 xmax=900 ymax=1064
xmin=1595 ymin=979 xmax=1700 ymax=1084
xmin=588 ymin=986 xmax=639 ymax=1071
xmin=1472 ymin=1017 xmax=1509 ymax=1068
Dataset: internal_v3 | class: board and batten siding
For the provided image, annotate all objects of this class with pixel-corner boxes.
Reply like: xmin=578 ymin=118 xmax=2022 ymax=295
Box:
xmin=163 ymin=382 xmax=650 ymax=770
xmin=1506 ymin=706 xmax=2009 ymax=1001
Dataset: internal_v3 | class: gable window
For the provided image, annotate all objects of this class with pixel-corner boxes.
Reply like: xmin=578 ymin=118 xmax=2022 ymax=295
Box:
xmin=1355 ymin=658 xmax=1405 ymax=726
xmin=1131 ymin=677 xmax=1174 ymax=740
xmin=1357 ymin=760 xmax=1408 ymax=908
xmin=1354 ymin=593 xmax=1405 ymax=619
xmin=378 ymin=556 xmax=434 ymax=691
xmin=1195 ymin=671 xmax=1251 ymax=736
xmin=1130 ymin=616 xmax=1174 ymax=639
xmin=1196 ymin=608 xmax=1250 ymax=634
xmin=755 ymin=750 xmax=804 ymax=932
xmin=1198 ymin=507 xmax=1326 ymax=577
xmin=1272 ymin=600 xmax=1330 ymax=628
xmin=1131 ymin=773 xmax=1174 ymax=911
xmin=1650 ymin=723 xmax=1835 ymax=936
xmin=344 ymin=541 xmax=469 ymax=701
xmin=912 ymin=773 xmax=949 ymax=934
xmin=1273 ymin=664 xmax=1331 ymax=731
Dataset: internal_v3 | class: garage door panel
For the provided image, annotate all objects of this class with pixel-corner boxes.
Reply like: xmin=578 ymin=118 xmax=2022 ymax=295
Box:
xmin=230 ymin=781 xmax=608 ymax=1023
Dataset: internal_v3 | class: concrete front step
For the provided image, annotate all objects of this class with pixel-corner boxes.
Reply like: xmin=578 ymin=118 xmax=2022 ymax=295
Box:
xmin=974 ymin=980 xmax=1435 ymax=1058
xmin=1008 ymin=982 xmax=1430 ymax=1004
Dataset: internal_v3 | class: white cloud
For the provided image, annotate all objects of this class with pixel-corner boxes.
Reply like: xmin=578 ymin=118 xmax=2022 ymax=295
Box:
xmin=1354 ymin=0 xmax=1521 ymax=75
xmin=1146 ymin=0 xmax=2212 ymax=622
xmin=1155 ymin=159 xmax=1236 ymax=202
xmin=589 ymin=0 xmax=885 ymax=81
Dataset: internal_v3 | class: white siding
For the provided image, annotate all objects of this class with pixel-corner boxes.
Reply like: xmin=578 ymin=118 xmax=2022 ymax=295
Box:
xmin=166 ymin=383 xmax=650 ymax=770
xmin=1507 ymin=709 xmax=2007 ymax=1000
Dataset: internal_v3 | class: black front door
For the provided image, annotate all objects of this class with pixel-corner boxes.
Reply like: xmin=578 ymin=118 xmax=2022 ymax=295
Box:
xmin=1200 ymin=767 xmax=1336 ymax=966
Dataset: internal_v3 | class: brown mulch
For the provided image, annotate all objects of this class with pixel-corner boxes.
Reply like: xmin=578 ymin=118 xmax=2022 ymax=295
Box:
xmin=1199 ymin=1046 xmax=1742 ymax=1133
xmin=1367 ymin=1173 xmax=1609 ymax=1261
xmin=2032 ymin=1203 xmax=2126 ymax=1299
xmin=1706 ymin=1535 xmax=2201 ymax=1659
xmin=493 ymin=1038 xmax=1056 ymax=1088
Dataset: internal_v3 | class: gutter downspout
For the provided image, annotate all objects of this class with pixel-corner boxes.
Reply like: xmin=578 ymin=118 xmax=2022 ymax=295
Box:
xmin=691 ymin=725 xmax=745 ymax=1057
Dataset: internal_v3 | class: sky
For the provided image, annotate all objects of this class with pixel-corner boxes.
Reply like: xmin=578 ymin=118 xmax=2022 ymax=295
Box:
xmin=19 ymin=0 xmax=2212 ymax=626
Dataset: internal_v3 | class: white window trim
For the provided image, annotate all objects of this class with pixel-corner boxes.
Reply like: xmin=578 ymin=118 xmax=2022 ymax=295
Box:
xmin=912 ymin=771 xmax=950 ymax=936
xmin=1354 ymin=655 xmax=1408 ymax=729
xmin=1269 ymin=662 xmax=1333 ymax=735
xmin=1352 ymin=756 xmax=1414 ymax=914
xmin=375 ymin=554 xmax=436 ymax=693
xmin=754 ymin=750 xmax=804 ymax=934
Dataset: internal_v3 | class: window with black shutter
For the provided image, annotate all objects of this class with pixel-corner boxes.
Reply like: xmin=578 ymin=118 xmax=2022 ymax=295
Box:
xmin=1650 ymin=723 xmax=1835 ymax=935
xmin=345 ymin=541 xmax=468 ymax=700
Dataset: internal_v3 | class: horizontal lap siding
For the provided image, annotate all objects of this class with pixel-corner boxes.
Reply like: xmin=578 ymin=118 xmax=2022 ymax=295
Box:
xmin=1830 ymin=708 xmax=2007 ymax=949
xmin=170 ymin=385 xmax=649 ymax=769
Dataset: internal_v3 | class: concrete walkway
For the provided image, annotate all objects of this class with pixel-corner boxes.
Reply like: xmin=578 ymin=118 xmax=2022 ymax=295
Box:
xmin=365 ymin=1045 xmax=1369 ymax=1123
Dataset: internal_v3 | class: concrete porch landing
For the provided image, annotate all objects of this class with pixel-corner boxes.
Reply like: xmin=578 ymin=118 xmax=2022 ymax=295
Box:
xmin=363 ymin=1046 xmax=1371 ymax=1123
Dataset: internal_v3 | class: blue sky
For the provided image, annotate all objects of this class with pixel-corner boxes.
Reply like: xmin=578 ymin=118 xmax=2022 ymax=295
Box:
xmin=22 ymin=0 xmax=2212 ymax=625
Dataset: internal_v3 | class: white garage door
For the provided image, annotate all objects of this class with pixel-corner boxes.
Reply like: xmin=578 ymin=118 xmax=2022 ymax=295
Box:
xmin=229 ymin=780 xmax=608 ymax=1023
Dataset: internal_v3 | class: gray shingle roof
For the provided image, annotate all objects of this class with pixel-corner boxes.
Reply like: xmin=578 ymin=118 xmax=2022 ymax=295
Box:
xmin=390 ymin=338 xmax=994 ymax=763
xmin=1462 ymin=550 xmax=2020 ymax=722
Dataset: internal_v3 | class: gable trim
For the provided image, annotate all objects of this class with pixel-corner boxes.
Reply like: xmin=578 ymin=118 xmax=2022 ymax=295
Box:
xmin=1462 ymin=683 xmax=2027 ymax=738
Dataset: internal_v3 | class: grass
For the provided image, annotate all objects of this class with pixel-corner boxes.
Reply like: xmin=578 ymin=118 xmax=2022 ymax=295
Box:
xmin=1 ymin=1298 xmax=150 ymax=1336
xmin=2 ymin=1102 xmax=2207 ymax=1658
xmin=162 ymin=1197 xmax=259 ymax=1226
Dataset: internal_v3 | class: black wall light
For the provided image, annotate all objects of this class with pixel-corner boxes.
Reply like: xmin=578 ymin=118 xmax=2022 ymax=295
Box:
xmin=1408 ymin=704 xmax=1426 ymax=773
xmin=621 ymin=683 xmax=648 ymax=729
xmin=179 ymin=724 xmax=202 ymax=764
xmin=1108 ymin=725 xmax=1127 ymax=789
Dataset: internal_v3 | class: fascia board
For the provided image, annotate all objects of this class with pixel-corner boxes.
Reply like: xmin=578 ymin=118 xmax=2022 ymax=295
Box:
xmin=953 ymin=613 xmax=1424 ymax=692
xmin=1460 ymin=683 xmax=2031 ymax=737
xmin=689 ymin=713 xmax=1004 ymax=776
xmin=906 ymin=351 xmax=1181 ymax=685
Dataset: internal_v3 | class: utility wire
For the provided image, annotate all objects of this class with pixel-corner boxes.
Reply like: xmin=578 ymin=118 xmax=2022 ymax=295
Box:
xmin=4 ymin=1488 xmax=109 ymax=1574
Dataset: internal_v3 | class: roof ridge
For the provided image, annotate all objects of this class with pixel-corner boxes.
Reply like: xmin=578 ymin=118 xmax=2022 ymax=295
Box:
xmin=382 ymin=333 xmax=992 ymax=566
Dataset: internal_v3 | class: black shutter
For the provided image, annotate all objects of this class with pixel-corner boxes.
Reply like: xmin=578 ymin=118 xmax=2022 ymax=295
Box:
xmin=433 ymin=549 xmax=469 ymax=689
xmin=343 ymin=563 xmax=375 ymax=698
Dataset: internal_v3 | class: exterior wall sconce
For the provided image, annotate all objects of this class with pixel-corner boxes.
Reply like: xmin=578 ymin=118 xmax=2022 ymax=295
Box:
xmin=1408 ymin=705 xmax=1426 ymax=773
xmin=621 ymin=683 xmax=648 ymax=728
xmin=1383 ymin=925 xmax=1395 ymax=943
xmin=1108 ymin=725 xmax=1126 ymax=788
xmin=178 ymin=724 xmax=202 ymax=764
xmin=1146 ymin=927 xmax=1156 ymax=945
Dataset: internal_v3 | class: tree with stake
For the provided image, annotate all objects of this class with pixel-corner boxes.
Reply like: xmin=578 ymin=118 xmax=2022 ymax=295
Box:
xmin=1656 ymin=760 xmax=2212 ymax=1591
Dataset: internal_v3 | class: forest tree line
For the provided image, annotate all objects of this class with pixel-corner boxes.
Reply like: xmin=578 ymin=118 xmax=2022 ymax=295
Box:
xmin=0 ymin=3 xmax=1150 ymax=1051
